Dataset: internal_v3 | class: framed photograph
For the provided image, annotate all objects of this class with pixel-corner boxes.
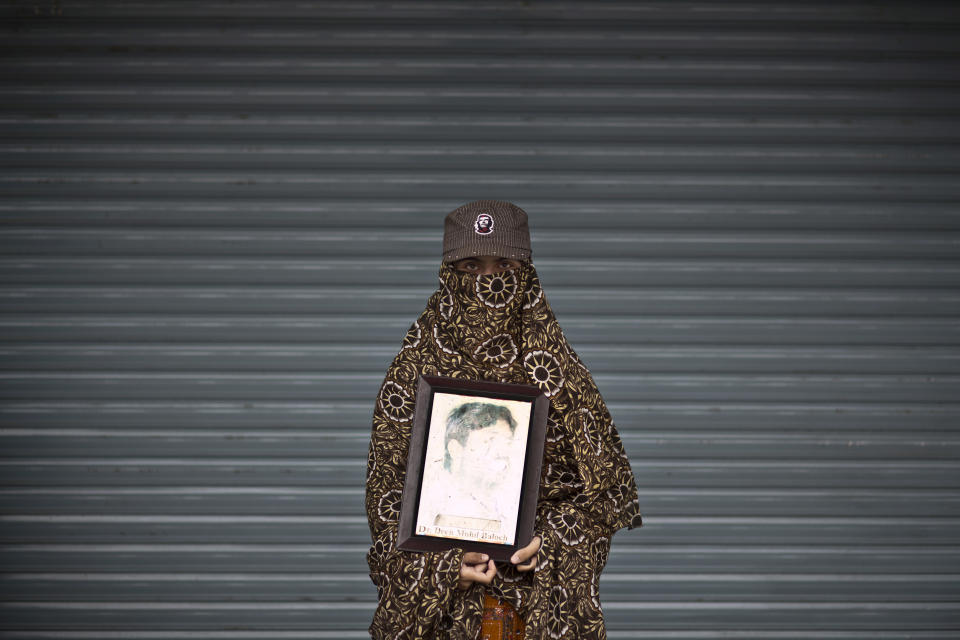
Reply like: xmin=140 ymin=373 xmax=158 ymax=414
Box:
xmin=396 ymin=374 xmax=549 ymax=562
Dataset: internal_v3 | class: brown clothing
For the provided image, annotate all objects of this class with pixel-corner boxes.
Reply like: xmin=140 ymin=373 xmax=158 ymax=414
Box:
xmin=365 ymin=261 xmax=643 ymax=639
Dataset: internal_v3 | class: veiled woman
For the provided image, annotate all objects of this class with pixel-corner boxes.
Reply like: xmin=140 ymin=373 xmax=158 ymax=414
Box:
xmin=365 ymin=200 xmax=643 ymax=639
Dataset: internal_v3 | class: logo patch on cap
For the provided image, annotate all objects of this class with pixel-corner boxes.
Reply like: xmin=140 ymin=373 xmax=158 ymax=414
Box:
xmin=474 ymin=213 xmax=494 ymax=235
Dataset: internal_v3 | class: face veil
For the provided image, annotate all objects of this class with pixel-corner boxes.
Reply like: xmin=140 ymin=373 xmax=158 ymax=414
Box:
xmin=365 ymin=260 xmax=643 ymax=640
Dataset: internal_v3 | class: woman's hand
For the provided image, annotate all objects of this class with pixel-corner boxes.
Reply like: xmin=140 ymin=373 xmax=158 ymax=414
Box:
xmin=458 ymin=551 xmax=497 ymax=590
xmin=510 ymin=535 xmax=541 ymax=571
xmin=457 ymin=535 xmax=541 ymax=590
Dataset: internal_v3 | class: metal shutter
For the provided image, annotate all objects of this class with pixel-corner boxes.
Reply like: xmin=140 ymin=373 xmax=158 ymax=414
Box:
xmin=2 ymin=1 xmax=959 ymax=637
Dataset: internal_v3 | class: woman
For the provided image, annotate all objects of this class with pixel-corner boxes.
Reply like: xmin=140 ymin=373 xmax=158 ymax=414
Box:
xmin=365 ymin=200 xmax=643 ymax=639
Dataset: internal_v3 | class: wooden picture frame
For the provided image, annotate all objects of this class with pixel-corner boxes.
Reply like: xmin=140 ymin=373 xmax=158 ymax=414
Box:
xmin=396 ymin=374 xmax=549 ymax=562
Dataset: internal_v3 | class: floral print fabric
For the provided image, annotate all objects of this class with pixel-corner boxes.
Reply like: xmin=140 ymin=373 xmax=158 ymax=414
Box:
xmin=365 ymin=261 xmax=643 ymax=639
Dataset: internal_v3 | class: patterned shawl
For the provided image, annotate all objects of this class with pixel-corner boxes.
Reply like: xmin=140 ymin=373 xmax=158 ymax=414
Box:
xmin=365 ymin=260 xmax=643 ymax=639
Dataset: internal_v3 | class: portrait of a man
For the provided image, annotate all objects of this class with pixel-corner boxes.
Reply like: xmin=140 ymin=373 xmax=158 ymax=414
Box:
xmin=415 ymin=393 xmax=531 ymax=545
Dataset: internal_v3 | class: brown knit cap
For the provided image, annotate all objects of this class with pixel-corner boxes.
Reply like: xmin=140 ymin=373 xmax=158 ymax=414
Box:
xmin=442 ymin=199 xmax=532 ymax=263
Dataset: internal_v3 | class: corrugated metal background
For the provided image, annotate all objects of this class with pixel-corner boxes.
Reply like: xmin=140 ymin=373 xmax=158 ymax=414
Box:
xmin=2 ymin=1 xmax=959 ymax=637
